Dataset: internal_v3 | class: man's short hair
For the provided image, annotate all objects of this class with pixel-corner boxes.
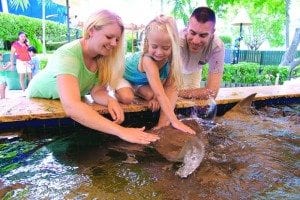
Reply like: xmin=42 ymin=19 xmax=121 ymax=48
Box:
xmin=191 ymin=7 xmax=216 ymax=24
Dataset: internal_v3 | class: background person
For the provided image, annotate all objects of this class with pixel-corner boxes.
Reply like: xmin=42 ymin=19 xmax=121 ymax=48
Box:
xmin=9 ymin=31 xmax=32 ymax=92
xmin=0 ymin=53 xmax=9 ymax=99
xmin=124 ymin=15 xmax=195 ymax=134
xmin=27 ymin=9 xmax=159 ymax=145
xmin=28 ymin=46 xmax=40 ymax=76
xmin=178 ymin=7 xmax=225 ymax=99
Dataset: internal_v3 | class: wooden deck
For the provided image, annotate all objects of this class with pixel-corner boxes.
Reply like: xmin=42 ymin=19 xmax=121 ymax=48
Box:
xmin=0 ymin=84 xmax=299 ymax=123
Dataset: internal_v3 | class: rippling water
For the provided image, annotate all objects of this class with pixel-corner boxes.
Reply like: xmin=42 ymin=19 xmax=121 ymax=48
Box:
xmin=0 ymin=104 xmax=299 ymax=199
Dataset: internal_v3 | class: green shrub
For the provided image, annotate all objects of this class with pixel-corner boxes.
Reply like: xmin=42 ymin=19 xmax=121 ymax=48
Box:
xmin=126 ymin=33 xmax=139 ymax=53
xmin=46 ymin=41 xmax=67 ymax=51
xmin=201 ymin=64 xmax=208 ymax=81
xmin=202 ymin=62 xmax=290 ymax=85
xmin=0 ymin=13 xmax=67 ymax=52
xmin=290 ymin=65 xmax=300 ymax=78
xmin=219 ymin=35 xmax=232 ymax=48
xmin=40 ymin=58 xmax=48 ymax=70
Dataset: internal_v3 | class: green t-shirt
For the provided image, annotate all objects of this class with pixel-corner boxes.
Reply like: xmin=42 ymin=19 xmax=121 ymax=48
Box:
xmin=27 ymin=40 xmax=99 ymax=99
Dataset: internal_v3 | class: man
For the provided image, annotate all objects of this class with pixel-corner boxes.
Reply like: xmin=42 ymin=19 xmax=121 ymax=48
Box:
xmin=179 ymin=7 xmax=225 ymax=99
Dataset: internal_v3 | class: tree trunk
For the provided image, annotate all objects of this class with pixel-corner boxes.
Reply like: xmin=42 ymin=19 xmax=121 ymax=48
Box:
xmin=285 ymin=0 xmax=290 ymax=48
xmin=280 ymin=28 xmax=300 ymax=66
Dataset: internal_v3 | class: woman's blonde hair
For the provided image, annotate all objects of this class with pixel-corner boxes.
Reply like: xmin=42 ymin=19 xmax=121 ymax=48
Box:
xmin=83 ymin=9 xmax=125 ymax=89
xmin=141 ymin=15 xmax=182 ymax=87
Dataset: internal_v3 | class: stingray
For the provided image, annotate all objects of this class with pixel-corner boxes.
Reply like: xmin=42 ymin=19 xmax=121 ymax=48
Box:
xmin=151 ymin=94 xmax=259 ymax=176
xmin=108 ymin=93 xmax=258 ymax=178
xmin=150 ymin=119 xmax=207 ymax=178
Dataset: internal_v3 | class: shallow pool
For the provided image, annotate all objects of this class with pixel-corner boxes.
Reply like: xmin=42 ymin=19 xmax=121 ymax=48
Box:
xmin=0 ymin=103 xmax=299 ymax=199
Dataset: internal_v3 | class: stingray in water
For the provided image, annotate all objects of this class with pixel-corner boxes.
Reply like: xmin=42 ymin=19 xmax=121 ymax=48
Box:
xmin=151 ymin=119 xmax=208 ymax=178
xmin=150 ymin=94 xmax=258 ymax=178
xmin=108 ymin=93 xmax=259 ymax=178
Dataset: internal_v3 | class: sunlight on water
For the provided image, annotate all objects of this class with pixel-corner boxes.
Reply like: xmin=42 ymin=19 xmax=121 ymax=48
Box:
xmin=1 ymin=138 xmax=90 ymax=199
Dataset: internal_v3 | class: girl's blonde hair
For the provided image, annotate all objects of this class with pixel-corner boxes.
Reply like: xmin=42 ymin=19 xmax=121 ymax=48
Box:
xmin=83 ymin=9 xmax=125 ymax=89
xmin=141 ymin=15 xmax=182 ymax=87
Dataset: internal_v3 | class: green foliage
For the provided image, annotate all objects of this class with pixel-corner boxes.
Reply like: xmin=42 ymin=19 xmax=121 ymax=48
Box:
xmin=167 ymin=0 xmax=197 ymax=26
xmin=219 ymin=35 xmax=232 ymax=48
xmin=290 ymin=65 xmax=300 ymax=78
xmin=28 ymin=36 xmax=42 ymax=53
xmin=207 ymin=0 xmax=286 ymax=47
xmin=259 ymin=64 xmax=289 ymax=84
xmin=126 ymin=33 xmax=139 ymax=53
xmin=202 ymin=62 xmax=289 ymax=85
xmin=40 ymin=57 xmax=48 ymax=70
xmin=167 ymin=0 xmax=285 ymax=48
xmin=46 ymin=41 xmax=67 ymax=51
xmin=0 ymin=13 xmax=68 ymax=52
xmin=201 ymin=64 xmax=209 ymax=81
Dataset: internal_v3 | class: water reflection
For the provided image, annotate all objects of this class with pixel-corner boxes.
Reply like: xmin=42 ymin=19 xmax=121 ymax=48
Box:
xmin=0 ymin=104 xmax=299 ymax=199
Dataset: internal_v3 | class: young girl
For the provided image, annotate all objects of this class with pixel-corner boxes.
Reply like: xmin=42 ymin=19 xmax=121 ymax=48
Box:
xmin=124 ymin=15 xmax=195 ymax=134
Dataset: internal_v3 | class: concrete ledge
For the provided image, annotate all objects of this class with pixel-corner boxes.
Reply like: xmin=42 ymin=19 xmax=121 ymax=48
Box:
xmin=0 ymin=85 xmax=299 ymax=123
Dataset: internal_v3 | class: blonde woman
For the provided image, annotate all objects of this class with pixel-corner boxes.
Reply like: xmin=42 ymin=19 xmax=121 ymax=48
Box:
xmin=27 ymin=9 xmax=159 ymax=145
xmin=124 ymin=15 xmax=195 ymax=134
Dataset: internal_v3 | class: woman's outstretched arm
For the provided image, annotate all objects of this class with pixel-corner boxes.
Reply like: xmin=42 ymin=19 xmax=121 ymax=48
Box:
xmin=57 ymin=74 xmax=159 ymax=144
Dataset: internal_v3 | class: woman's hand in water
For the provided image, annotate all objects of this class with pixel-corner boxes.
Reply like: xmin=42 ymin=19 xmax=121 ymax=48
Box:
xmin=119 ymin=127 xmax=160 ymax=144
xmin=171 ymin=119 xmax=196 ymax=135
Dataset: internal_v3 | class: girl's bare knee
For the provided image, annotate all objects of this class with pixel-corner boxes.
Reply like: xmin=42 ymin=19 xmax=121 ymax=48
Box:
xmin=118 ymin=93 xmax=134 ymax=104
xmin=116 ymin=87 xmax=134 ymax=104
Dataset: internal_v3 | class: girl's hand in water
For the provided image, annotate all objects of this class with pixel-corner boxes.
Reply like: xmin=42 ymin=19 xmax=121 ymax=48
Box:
xmin=171 ymin=120 xmax=196 ymax=135
xmin=119 ymin=127 xmax=160 ymax=144
xmin=148 ymin=99 xmax=160 ymax=112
